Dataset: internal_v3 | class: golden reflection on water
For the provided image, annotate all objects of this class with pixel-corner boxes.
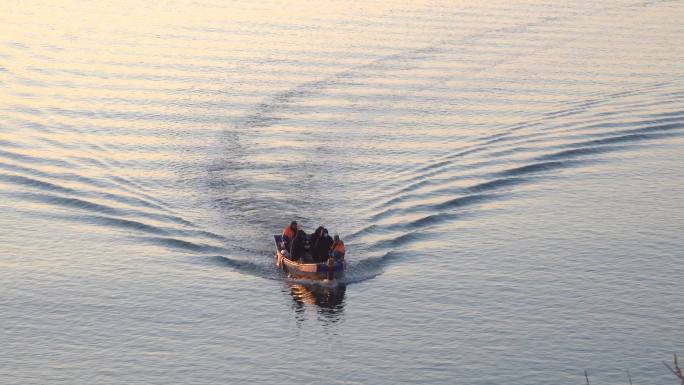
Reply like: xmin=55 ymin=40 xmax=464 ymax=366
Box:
xmin=0 ymin=0 xmax=682 ymax=382
xmin=288 ymin=282 xmax=346 ymax=323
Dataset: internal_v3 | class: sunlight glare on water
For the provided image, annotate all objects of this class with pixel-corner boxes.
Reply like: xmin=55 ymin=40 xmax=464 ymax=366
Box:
xmin=1 ymin=1 xmax=683 ymax=384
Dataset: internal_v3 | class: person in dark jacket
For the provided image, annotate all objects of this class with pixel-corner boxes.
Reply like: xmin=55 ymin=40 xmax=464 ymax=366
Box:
xmin=313 ymin=228 xmax=334 ymax=262
xmin=309 ymin=226 xmax=325 ymax=249
xmin=290 ymin=226 xmax=307 ymax=262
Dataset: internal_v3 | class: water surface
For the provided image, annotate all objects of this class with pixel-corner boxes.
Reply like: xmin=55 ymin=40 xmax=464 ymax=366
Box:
xmin=1 ymin=1 xmax=683 ymax=384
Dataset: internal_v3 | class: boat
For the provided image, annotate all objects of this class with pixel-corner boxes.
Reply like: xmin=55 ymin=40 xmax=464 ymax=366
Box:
xmin=274 ymin=234 xmax=345 ymax=280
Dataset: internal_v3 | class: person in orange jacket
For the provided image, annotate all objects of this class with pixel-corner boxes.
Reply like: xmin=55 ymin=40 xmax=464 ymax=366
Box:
xmin=282 ymin=221 xmax=297 ymax=251
xmin=330 ymin=234 xmax=345 ymax=260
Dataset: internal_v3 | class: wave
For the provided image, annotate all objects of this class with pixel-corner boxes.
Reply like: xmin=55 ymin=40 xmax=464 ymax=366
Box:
xmin=498 ymin=160 xmax=588 ymax=177
xmin=342 ymin=250 xmax=410 ymax=284
xmin=0 ymin=148 xmax=77 ymax=169
xmin=211 ymin=255 xmax=279 ymax=279
xmin=0 ymin=173 xmax=78 ymax=195
xmin=536 ymin=145 xmax=635 ymax=161
xmin=56 ymin=213 xmax=224 ymax=242
xmin=137 ymin=236 xmax=228 ymax=254
xmin=13 ymin=191 xmax=196 ymax=229
xmin=564 ymin=131 xmax=682 ymax=148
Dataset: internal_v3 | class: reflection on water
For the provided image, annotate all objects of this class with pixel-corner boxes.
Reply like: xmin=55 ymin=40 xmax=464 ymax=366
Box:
xmin=287 ymin=282 xmax=346 ymax=324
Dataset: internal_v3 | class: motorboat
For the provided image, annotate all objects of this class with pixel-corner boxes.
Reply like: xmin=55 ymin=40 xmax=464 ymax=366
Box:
xmin=274 ymin=235 xmax=345 ymax=280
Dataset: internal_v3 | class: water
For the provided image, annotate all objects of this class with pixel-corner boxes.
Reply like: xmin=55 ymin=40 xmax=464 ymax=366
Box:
xmin=1 ymin=1 xmax=683 ymax=384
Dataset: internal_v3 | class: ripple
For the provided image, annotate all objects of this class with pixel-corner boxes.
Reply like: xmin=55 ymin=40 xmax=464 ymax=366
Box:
xmin=2 ymin=0 xmax=682 ymax=289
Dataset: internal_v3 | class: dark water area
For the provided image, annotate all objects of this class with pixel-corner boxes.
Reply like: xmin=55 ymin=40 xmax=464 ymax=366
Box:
xmin=1 ymin=1 xmax=683 ymax=384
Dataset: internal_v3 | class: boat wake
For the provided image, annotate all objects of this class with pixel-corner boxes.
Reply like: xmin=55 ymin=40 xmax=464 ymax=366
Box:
xmin=1 ymin=0 xmax=682 ymax=289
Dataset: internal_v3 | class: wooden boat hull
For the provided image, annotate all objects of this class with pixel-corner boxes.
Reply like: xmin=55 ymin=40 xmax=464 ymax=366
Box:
xmin=274 ymin=235 xmax=345 ymax=280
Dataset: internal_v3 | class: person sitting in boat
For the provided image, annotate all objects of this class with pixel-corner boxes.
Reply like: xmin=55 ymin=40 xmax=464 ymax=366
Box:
xmin=330 ymin=234 xmax=345 ymax=260
xmin=309 ymin=226 xmax=325 ymax=248
xmin=312 ymin=228 xmax=333 ymax=262
xmin=290 ymin=225 xmax=307 ymax=262
xmin=282 ymin=221 xmax=297 ymax=251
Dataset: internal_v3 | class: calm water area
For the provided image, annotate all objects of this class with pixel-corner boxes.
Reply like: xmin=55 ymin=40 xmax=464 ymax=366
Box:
xmin=1 ymin=1 xmax=683 ymax=384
